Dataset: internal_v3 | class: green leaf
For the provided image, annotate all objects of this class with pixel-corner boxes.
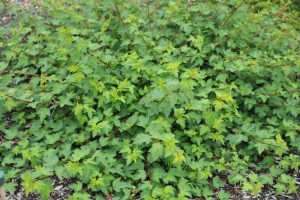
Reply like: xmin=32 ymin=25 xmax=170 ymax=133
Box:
xmin=71 ymin=148 xmax=90 ymax=162
xmin=226 ymin=134 xmax=248 ymax=146
xmin=254 ymin=143 xmax=269 ymax=154
xmin=148 ymin=143 xmax=164 ymax=162
xmin=37 ymin=107 xmax=50 ymax=122
xmin=33 ymin=179 xmax=54 ymax=200
xmin=134 ymin=133 xmax=152 ymax=145
xmin=5 ymin=99 xmax=17 ymax=111
xmin=218 ymin=189 xmax=230 ymax=200
xmin=213 ymin=176 xmax=224 ymax=188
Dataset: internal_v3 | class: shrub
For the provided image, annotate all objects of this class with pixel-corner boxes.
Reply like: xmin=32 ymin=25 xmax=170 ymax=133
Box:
xmin=0 ymin=0 xmax=300 ymax=199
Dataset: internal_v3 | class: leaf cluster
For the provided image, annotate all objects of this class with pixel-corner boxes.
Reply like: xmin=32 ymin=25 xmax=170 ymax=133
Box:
xmin=0 ymin=0 xmax=300 ymax=199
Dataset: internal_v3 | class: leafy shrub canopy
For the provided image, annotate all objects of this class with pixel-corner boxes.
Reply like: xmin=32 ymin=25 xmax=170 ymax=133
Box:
xmin=0 ymin=0 xmax=300 ymax=199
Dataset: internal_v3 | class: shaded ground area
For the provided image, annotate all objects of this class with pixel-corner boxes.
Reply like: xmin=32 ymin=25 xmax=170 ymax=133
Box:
xmin=6 ymin=175 xmax=300 ymax=200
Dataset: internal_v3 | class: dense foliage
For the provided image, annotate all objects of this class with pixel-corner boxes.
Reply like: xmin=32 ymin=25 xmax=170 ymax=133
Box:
xmin=1 ymin=0 xmax=300 ymax=199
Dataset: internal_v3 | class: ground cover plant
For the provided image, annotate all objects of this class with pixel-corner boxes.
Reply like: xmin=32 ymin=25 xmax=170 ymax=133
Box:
xmin=0 ymin=0 xmax=300 ymax=199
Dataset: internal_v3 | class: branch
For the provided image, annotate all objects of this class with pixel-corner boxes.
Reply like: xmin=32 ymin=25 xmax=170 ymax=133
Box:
xmin=0 ymin=91 xmax=33 ymax=104
xmin=221 ymin=0 xmax=246 ymax=27
xmin=87 ymin=50 xmax=112 ymax=67
xmin=113 ymin=0 xmax=130 ymax=38
xmin=135 ymin=23 xmax=158 ymax=62
xmin=0 ymin=70 xmax=40 ymax=77
xmin=83 ymin=20 xmax=100 ymax=43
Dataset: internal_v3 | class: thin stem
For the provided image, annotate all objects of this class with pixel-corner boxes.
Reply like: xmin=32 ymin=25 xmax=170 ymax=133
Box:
xmin=147 ymin=0 xmax=151 ymax=25
xmin=93 ymin=0 xmax=102 ymax=21
xmin=113 ymin=0 xmax=130 ymax=38
xmin=83 ymin=20 xmax=100 ymax=43
xmin=222 ymin=0 xmax=230 ymax=6
xmin=170 ymin=2 xmax=191 ymax=41
xmin=87 ymin=50 xmax=111 ymax=67
xmin=135 ymin=23 xmax=158 ymax=62
xmin=221 ymin=0 xmax=246 ymax=27
xmin=114 ymin=0 xmax=125 ymax=26
xmin=0 ymin=70 xmax=40 ymax=77
xmin=1 ymin=91 xmax=33 ymax=104
xmin=34 ymin=175 xmax=53 ymax=182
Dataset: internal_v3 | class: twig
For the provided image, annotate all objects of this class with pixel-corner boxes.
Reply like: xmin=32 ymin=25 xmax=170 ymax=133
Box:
xmin=147 ymin=0 xmax=151 ymax=25
xmin=280 ymin=194 xmax=294 ymax=199
xmin=0 ymin=70 xmax=40 ymax=77
xmin=50 ymin=105 xmax=57 ymax=116
xmin=135 ymin=23 xmax=158 ymax=62
xmin=34 ymin=175 xmax=53 ymax=182
xmin=114 ymin=0 xmax=125 ymax=26
xmin=93 ymin=0 xmax=102 ymax=21
xmin=222 ymin=0 xmax=230 ymax=6
xmin=83 ymin=20 xmax=100 ymax=43
xmin=87 ymin=50 xmax=111 ymax=67
xmin=170 ymin=2 xmax=191 ymax=41
xmin=221 ymin=0 xmax=246 ymax=27
xmin=113 ymin=0 xmax=130 ymax=38
xmin=1 ymin=92 xmax=33 ymax=104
